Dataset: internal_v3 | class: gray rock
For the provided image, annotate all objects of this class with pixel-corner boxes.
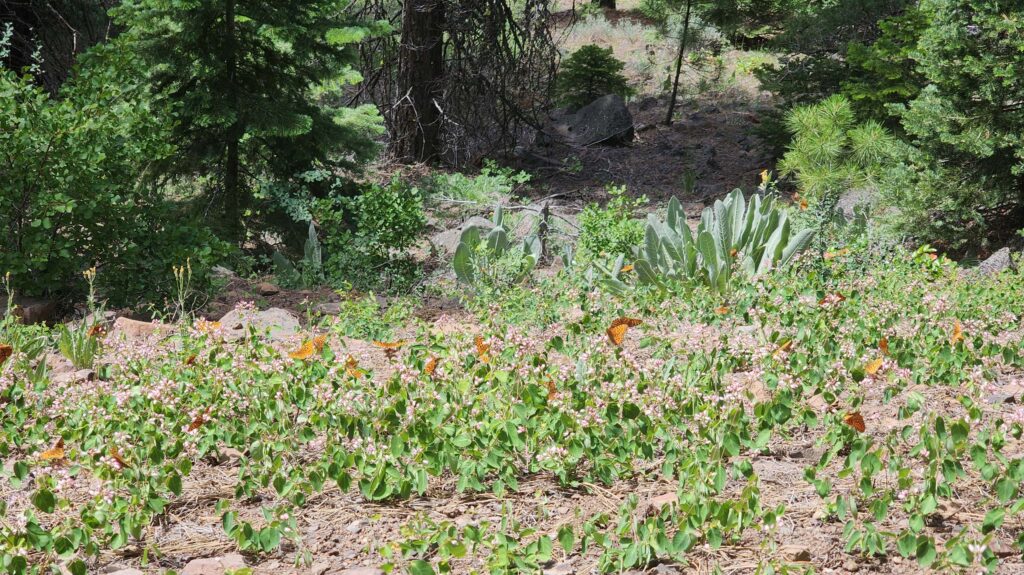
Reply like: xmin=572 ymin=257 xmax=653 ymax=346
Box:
xmin=316 ymin=302 xmax=343 ymax=315
xmin=218 ymin=307 xmax=300 ymax=339
xmin=835 ymin=188 xmax=875 ymax=220
xmin=104 ymin=569 xmax=144 ymax=575
xmin=538 ymin=94 xmax=634 ymax=147
xmin=430 ymin=216 xmax=494 ymax=255
xmin=977 ymin=247 xmax=1017 ymax=275
xmin=543 ymin=562 xmax=575 ymax=575
xmin=210 ymin=265 xmax=237 ymax=280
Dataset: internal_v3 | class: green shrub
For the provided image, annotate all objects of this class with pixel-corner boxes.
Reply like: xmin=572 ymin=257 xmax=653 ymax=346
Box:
xmin=452 ymin=206 xmax=542 ymax=294
xmin=577 ymin=186 xmax=647 ymax=259
xmin=429 ymin=161 xmax=531 ymax=203
xmin=556 ymin=44 xmax=634 ymax=109
xmin=0 ymin=39 xmax=227 ymax=307
xmin=599 ymin=189 xmax=814 ymax=295
xmin=314 ymin=178 xmax=426 ymax=293
xmin=779 ymin=95 xmax=901 ymax=204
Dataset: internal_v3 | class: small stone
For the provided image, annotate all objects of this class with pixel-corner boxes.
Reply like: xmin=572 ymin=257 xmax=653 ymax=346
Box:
xmin=806 ymin=394 xmax=830 ymax=411
xmin=212 ymin=447 xmax=243 ymax=466
xmin=643 ymin=492 xmax=678 ymax=516
xmin=105 ymin=569 xmax=144 ymax=575
xmin=109 ymin=317 xmax=170 ymax=341
xmin=311 ymin=563 xmax=332 ymax=575
xmin=989 ymin=540 xmax=1015 ymax=557
xmin=210 ymin=266 xmax=237 ymax=280
xmin=779 ymin=545 xmax=811 ymax=562
xmin=316 ymin=302 xmax=342 ymax=315
xmin=181 ymin=553 xmax=246 ymax=575
xmin=340 ymin=568 xmax=384 ymax=575
xmin=543 ymin=561 xmax=575 ymax=575
xmin=842 ymin=559 xmax=860 ymax=572
xmin=258 ymin=282 xmax=281 ymax=296
xmin=346 ymin=519 xmax=368 ymax=533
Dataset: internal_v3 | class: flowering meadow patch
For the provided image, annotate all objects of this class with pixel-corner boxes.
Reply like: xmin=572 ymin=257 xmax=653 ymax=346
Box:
xmin=1 ymin=248 xmax=1024 ymax=574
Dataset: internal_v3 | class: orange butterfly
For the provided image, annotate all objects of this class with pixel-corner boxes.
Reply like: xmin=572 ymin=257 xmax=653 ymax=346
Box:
xmin=187 ymin=413 xmax=206 ymax=432
xmin=715 ymin=306 xmax=730 ymax=315
xmin=950 ymin=321 xmax=964 ymax=345
xmin=345 ymin=355 xmax=363 ymax=379
xmin=544 ymin=379 xmax=558 ymax=400
xmin=818 ymin=292 xmax=846 ymax=306
xmin=606 ymin=317 xmax=642 ymax=346
xmin=40 ymin=437 xmax=66 ymax=461
xmin=86 ymin=324 xmax=106 ymax=338
xmin=373 ymin=340 xmax=406 ymax=360
xmin=0 ymin=344 xmax=11 ymax=366
xmin=196 ymin=320 xmax=222 ymax=334
xmin=185 ymin=354 xmax=198 ymax=366
xmin=109 ymin=446 xmax=131 ymax=469
xmin=843 ymin=412 xmax=866 ymax=433
xmin=423 ymin=356 xmax=438 ymax=376
xmin=620 ymin=264 xmax=634 ymax=273
xmin=865 ymin=357 xmax=884 ymax=376
xmin=729 ymin=248 xmax=738 ymax=257
xmin=475 ymin=336 xmax=492 ymax=363
xmin=879 ymin=337 xmax=889 ymax=355
xmin=824 ymin=248 xmax=850 ymax=260
xmin=312 ymin=334 xmax=328 ymax=352
xmin=289 ymin=340 xmax=316 ymax=360
xmin=773 ymin=339 xmax=794 ymax=357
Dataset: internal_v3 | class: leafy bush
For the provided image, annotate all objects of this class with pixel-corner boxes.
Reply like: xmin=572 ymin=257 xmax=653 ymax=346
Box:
xmin=453 ymin=206 xmax=542 ymax=293
xmin=599 ymin=190 xmax=814 ymax=294
xmin=0 ymin=39 xmax=227 ymax=307
xmin=428 ymin=161 xmax=531 ymax=203
xmin=556 ymin=44 xmax=634 ymax=109
xmin=779 ymin=95 xmax=901 ymax=204
xmin=314 ymin=178 xmax=426 ymax=292
xmin=894 ymin=0 xmax=1024 ymax=225
xmin=577 ymin=186 xmax=647 ymax=260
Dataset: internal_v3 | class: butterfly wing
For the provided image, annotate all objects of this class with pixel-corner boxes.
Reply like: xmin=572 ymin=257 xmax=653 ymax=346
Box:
xmin=606 ymin=323 xmax=628 ymax=346
xmin=313 ymin=334 xmax=328 ymax=352
xmin=844 ymin=412 xmax=866 ymax=433
xmin=0 ymin=344 xmax=11 ymax=366
xmin=865 ymin=357 xmax=883 ymax=375
xmin=289 ymin=340 xmax=315 ymax=360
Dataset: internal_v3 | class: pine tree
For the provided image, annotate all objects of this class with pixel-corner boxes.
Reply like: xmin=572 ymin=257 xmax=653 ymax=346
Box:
xmin=114 ymin=0 xmax=385 ymax=240
xmin=556 ymin=45 xmax=633 ymax=110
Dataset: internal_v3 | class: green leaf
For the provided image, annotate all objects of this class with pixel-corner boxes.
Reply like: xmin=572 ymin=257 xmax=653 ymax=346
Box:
xmin=32 ymin=489 xmax=55 ymax=513
xmin=409 ymin=560 xmax=435 ymax=575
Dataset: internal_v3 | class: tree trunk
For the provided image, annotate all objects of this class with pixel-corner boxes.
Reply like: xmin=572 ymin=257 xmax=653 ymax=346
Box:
xmin=665 ymin=0 xmax=692 ymax=126
xmin=223 ymin=0 xmax=242 ymax=239
xmin=394 ymin=0 xmax=445 ymax=163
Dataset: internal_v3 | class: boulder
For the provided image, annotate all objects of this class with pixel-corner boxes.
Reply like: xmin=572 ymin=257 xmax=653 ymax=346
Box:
xmin=218 ymin=307 xmax=300 ymax=339
xmin=538 ymin=94 xmax=634 ymax=147
xmin=6 ymin=297 xmax=58 ymax=325
xmin=430 ymin=216 xmax=494 ymax=255
xmin=976 ymin=247 xmax=1017 ymax=276
xmin=108 ymin=317 xmax=171 ymax=341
